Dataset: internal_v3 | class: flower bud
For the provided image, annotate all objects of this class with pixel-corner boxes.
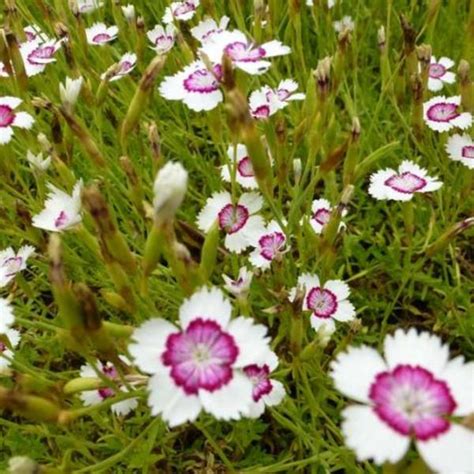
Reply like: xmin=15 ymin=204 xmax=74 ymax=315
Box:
xmin=121 ymin=4 xmax=136 ymax=22
xmin=59 ymin=76 xmax=83 ymax=108
xmin=8 ymin=456 xmax=38 ymax=474
xmin=223 ymin=267 xmax=253 ymax=299
xmin=153 ymin=162 xmax=188 ymax=223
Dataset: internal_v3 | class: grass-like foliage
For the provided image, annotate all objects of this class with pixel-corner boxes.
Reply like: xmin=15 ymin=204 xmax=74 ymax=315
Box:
xmin=0 ymin=0 xmax=473 ymax=472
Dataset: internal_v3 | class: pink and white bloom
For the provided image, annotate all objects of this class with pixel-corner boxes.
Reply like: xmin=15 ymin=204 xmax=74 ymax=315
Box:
xmin=76 ymin=0 xmax=104 ymax=14
xmin=26 ymin=150 xmax=51 ymax=171
xmin=222 ymin=267 xmax=253 ymax=298
xmin=159 ymin=60 xmax=223 ymax=112
xmin=20 ymin=39 xmax=62 ymax=77
xmin=201 ymin=30 xmax=291 ymax=75
xmin=334 ymin=16 xmax=354 ymax=33
xmin=427 ymin=56 xmax=456 ymax=92
xmin=23 ymin=25 xmax=48 ymax=43
xmin=423 ymin=95 xmax=472 ymax=132
xmin=197 ymin=191 xmax=265 ymax=253
xmin=290 ymin=274 xmax=356 ymax=334
xmin=103 ymin=53 xmax=137 ymax=82
xmin=128 ymin=287 xmax=275 ymax=426
xmin=249 ymin=79 xmax=305 ymax=119
xmin=221 ymin=144 xmax=258 ymax=189
xmin=0 ymin=97 xmax=34 ymax=145
xmin=0 ymin=246 xmax=35 ymax=287
xmin=242 ymin=351 xmax=285 ymax=418
xmin=0 ymin=298 xmax=15 ymax=334
xmin=191 ymin=16 xmax=230 ymax=44
xmin=249 ymin=220 xmax=287 ymax=270
xmin=331 ymin=329 xmax=474 ymax=472
xmin=147 ymin=24 xmax=176 ymax=54
xmin=86 ymin=23 xmax=118 ymax=46
xmin=309 ymin=198 xmax=346 ymax=235
xmin=32 ymin=180 xmax=83 ymax=232
xmin=368 ymin=161 xmax=442 ymax=201
xmin=163 ymin=0 xmax=200 ymax=24
xmin=445 ymin=134 xmax=474 ymax=169
xmin=0 ymin=327 xmax=20 ymax=372
xmin=79 ymin=361 xmax=138 ymax=416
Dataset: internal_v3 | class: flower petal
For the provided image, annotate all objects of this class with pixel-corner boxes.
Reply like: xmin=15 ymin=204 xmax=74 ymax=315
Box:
xmin=341 ymin=405 xmax=410 ymax=464
xmin=331 ymin=345 xmax=387 ymax=403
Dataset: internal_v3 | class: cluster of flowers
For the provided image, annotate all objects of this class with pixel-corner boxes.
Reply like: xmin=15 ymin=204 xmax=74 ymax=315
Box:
xmin=0 ymin=1 xmax=472 ymax=473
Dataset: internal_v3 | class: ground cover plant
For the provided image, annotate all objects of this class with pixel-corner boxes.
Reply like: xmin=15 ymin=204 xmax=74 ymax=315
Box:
xmin=0 ymin=0 xmax=473 ymax=472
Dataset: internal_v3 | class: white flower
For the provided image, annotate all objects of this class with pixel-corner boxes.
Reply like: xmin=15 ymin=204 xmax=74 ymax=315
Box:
xmin=0 ymin=97 xmax=34 ymax=145
xmin=0 ymin=245 xmax=35 ymax=287
xmin=290 ymin=274 xmax=356 ymax=334
xmin=368 ymin=160 xmax=442 ymax=201
xmin=23 ymin=25 xmax=48 ymax=43
xmin=330 ymin=328 xmax=474 ymax=472
xmin=197 ymin=191 xmax=265 ymax=253
xmin=32 ymin=180 xmax=83 ymax=232
xmin=222 ymin=267 xmax=253 ymax=298
xmin=423 ymin=95 xmax=472 ymax=132
xmin=153 ymin=162 xmax=188 ymax=220
xmin=85 ymin=23 xmax=118 ymax=46
xmin=333 ymin=16 xmax=354 ymax=33
xmin=191 ymin=16 xmax=230 ymax=44
xmin=0 ymin=327 xmax=20 ymax=372
xmin=445 ymin=134 xmax=474 ymax=169
xmin=26 ymin=150 xmax=51 ymax=171
xmin=249 ymin=79 xmax=305 ymax=119
xmin=102 ymin=53 xmax=137 ymax=82
xmin=79 ymin=360 xmax=138 ymax=416
xmin=0 ymin=298 xmax=15 ymax=334
xmin=200 ymin=29 xmax=291 ymax=75
xmin=159 ymin=60 xmax=223 ymax=112
xmin=309 ymin=198 xmax=346 ymax=235
xmin=307 ymin=0 xmax=336 ymax=6
xmin=121 ymin=4 xmax=136 ymax=21
xmin=20 ymin=39 xmax=62 ymax=77
xmin=426 ymin=56 xmax=456 ymax=92
xmin=242 ymin=351 xmax=285 ymax=418
xmin=221 ymin=144 xmax=258 ymax=189
xmin=147 ymin=24 xmax=176 ymax=54
xmin=59 ymin=76 xmax=83 ymax=107
xmin=249 ymin=220 xmax=287 ymax=270
xmin=163 ymin=0 xmax=200 ymax=24
xmin=128 ymin=286 xmax=275 ymax=426
xmin=76 ymin=0 xmax=103 ymax=14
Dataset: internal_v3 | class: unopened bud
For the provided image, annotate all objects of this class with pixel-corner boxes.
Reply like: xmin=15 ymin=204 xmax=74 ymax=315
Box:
xmin=314 ymin=56 xmax=332 ymax=97
xmin=377 ymin=25 xmax=386 ymax=50
xmin=293 ymin=158 xmax=302 ymax=184
xmin=8 ymin=456 xmax=39 ymax=474
xmin=153 ymin=162 xmax=188 ymax=223
xmin=122 ymin=4 xmax=136 ymax=22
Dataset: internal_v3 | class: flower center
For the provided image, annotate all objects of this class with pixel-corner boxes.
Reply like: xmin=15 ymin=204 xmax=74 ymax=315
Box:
xmin=237 ymin=157 xmax=254 ymax=177
xmin=428 ymin=63 xmax=446 ymax=79
xmin=252 ymin=105 xmax=271 ymax=119
xmin=173 ymin=2 xmax=195 ymax=17
xmin=218 ymin=203 xmax=249 ymax=234
xmin=306 ymin=287 xmax=338 ymax=318
xmin=2 ymin=257 xmax=22 ymax=277
xmin=243 ymin=364 xmax=273 ymax=402
xmin=426 ymin=102 xmax=460 ymax=122
xmin=183 ymin=65 xmax=222 ymax=94
xmin=384 ymin=172 xmax=427 ymax=194
xmin=92 ymin=33 xmax=111 ymax=44
xmin=155 ymin=35 xmax=174 ymax=50
xmin=118 ymin=61 xmax=133 ymax=74
xmin=0 ymin=105 xmax=15 ymax=128
xmin=27 ymin=46 xmax=55 ymax=65
xmin=54 ymin=211 xmax=69 ymax=229
xmin=258 ymin=232 xmax=286 ymax=261
xmin=461 ymin=145 xmax=474 ymax=159
xmin=224 ymin=42 xmax=266 ymax=62
xmin=369 ymin=364 xmax=456 ymax=441
xmin=162 ymin=318 xmax=239 ymax=395
xmin=313 ymin=208 xmax=331 ymax=226
xmin=98 ymin=364 xmax=118 ymax=400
